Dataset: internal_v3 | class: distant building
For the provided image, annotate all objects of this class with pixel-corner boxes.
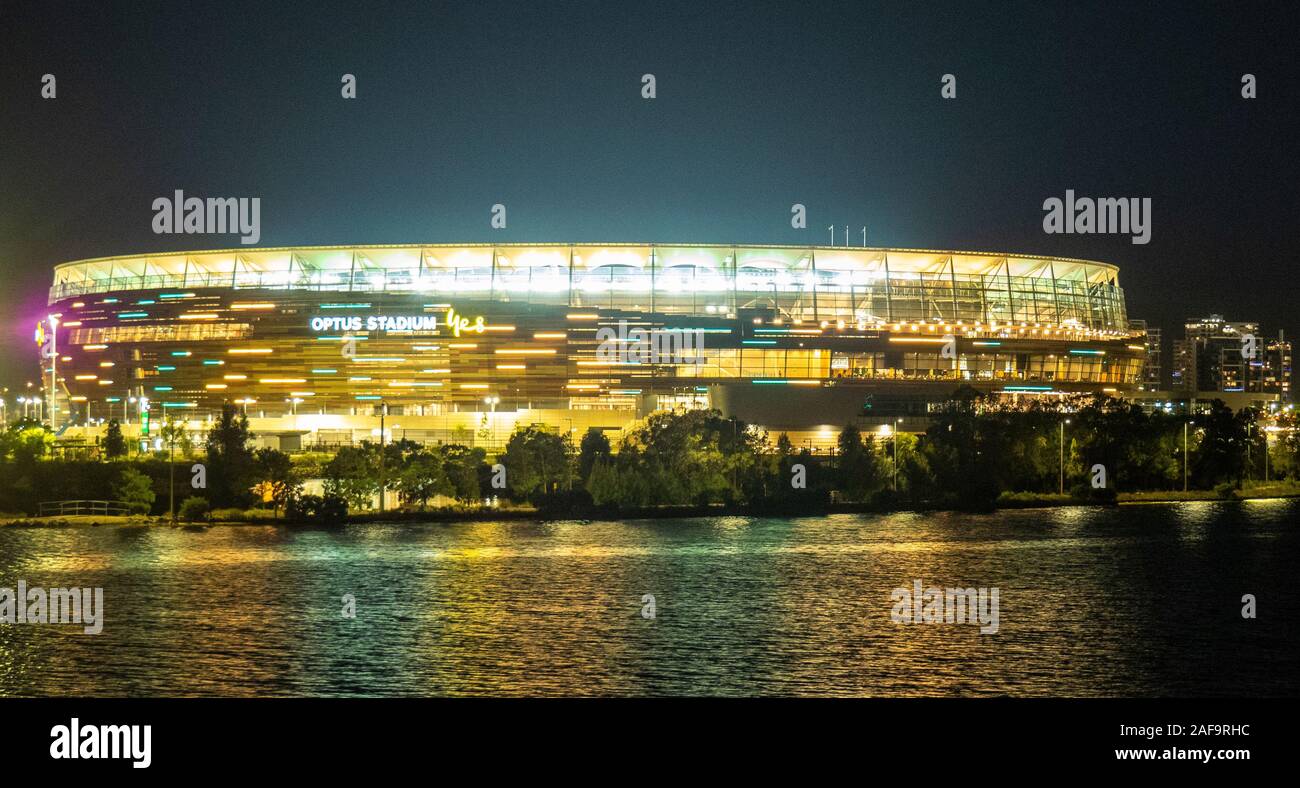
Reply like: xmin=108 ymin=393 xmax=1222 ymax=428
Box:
xmin=1129 ymin=319 xmax=1162 ymax=389
xmin=1262 ymin=333 xmax=1292 ymax=401
xmin=1171 ymin=337 xmax=1196 ymax=391
xmin=1169 ymin=315 xmax=1291 ymax=401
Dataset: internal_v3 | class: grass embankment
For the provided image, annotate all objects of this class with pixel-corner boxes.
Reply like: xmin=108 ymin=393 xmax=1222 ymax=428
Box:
xmin=995 ymin=481 xmax=1300 ymax=508
xmin=7 ymin=481 xmax=1300 ymax=527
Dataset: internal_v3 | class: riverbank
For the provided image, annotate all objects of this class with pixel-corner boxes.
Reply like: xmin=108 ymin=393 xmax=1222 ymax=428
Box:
xmin=5 ymin=481 xmax=1300 ymax=528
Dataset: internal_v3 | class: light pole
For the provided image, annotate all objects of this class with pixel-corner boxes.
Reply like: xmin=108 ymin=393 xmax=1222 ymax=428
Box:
xmin=892 ymin=418 xmax=902 ymax=492
xmin=140 ymin=396 xmax=150 ymax=454
xmin=1183 ymin=419 xmax=1189 ymax=492
xmin=1263 ymin=426 xmax=1270 ymax=482
xmin=1059 ymin=418 xmax=1071 ymax=494
xmin=1246 ymin=420 xmax=1253 ymax=485
xmin=484 ymin=395 xmax=499 ymax=448
xmin=168 ymin=421 xmax=176 ymax=524
xmin=378 ymin=402 xmax=387 ymax=511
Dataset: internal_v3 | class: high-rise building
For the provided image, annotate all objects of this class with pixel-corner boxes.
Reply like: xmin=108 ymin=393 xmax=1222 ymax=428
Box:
xmin=1129 ymin=319 xmax=1162 ymax=389
xmin=1171 ymin=337 xmax=1196 ymax=391
xmin=1262 ymin=333 xmax=1292 ymax=401
xmin=1171 ymin=315 xmax=1290 ymax=399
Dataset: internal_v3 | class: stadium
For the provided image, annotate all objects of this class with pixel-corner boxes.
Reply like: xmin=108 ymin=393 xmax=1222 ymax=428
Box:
xmin=43 ymin=244 xmax=1144 ymax=450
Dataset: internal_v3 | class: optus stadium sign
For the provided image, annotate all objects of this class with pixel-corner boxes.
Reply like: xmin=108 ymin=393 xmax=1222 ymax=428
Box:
xmin=309 ymin=314 xmax=439 ymax=333
xmin=308 ymin=307 xmax=486 ymax=335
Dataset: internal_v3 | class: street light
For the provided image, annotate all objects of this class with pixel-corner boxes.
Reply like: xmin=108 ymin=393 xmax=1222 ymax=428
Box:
xmin=484 ymin=395 xmax=500 ymax=447
xmin=880 ymin=419 xmax=902 ymax=491
xmin=1183 ymin=418 xmax=1190 ymax=492
xmin=1059 ymin=418 xmax=1071 ymax=495
xmin=378 ymin=402 xmax=388 ymax=511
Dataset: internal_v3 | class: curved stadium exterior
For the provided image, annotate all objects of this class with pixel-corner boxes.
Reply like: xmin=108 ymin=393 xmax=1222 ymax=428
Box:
xmin=46 ymin=244 xmax=1144 ymax=449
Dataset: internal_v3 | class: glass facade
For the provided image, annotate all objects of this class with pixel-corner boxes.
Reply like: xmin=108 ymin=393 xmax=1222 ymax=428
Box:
xmin=45 ymin=245 xmax=1144 ymax=425
xmin=51 ymin=244 xmax=1129 ymax=331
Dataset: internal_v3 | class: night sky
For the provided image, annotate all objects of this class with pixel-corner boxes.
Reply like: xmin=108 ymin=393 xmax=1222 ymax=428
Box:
xmin=1 ymin=0 xmax=1296 ymax=384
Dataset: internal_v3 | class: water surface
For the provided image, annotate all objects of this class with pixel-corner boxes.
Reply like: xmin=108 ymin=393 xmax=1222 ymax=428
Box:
xmin=1 ymin=500 xmax=1296 ymax=696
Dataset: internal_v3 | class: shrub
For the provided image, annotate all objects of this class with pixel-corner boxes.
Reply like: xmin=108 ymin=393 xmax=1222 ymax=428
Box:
xmin=178 ymin=496 xmax=210 ymax=523
xmin=286 ymin=493 xmax=348 ymax=525
xmin=113 ymin=468 xmax=155 ymax=515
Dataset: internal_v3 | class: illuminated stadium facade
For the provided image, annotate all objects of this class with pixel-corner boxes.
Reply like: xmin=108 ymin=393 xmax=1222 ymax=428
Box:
xmin=46 ymin=244 xmax=1144 ymax=448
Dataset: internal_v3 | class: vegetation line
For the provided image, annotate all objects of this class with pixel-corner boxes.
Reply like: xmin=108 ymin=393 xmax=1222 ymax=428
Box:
xmin=2 ymin=386 xmax=1296 ymax=525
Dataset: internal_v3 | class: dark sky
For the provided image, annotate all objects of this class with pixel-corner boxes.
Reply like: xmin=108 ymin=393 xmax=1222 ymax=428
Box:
xmin=2 ymin=0 xmax=1297 ymax=384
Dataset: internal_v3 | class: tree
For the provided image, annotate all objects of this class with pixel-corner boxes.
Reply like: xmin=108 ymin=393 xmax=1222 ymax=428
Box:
xmin=205 ymin=405 xmax=257 ymax=508
xmin=254 ymin=447 xmax=300 ymax=517
xmin=113 ymin=467 xmax=155 ymax=514
xmin=323 ymin=445 xmax=377 ymax=510
xmin=161 ymin=418 xmax=195 ymax=458
xmin=921 ymin=388 xmax=1002 ymax=510
xmin=440 ymin=443 xmax=487 ymax=502
xmin=103 ymin=419 xmax=127 ymax=459
xmin=1192 ymin=400 xmax=1248 ymax=488
xmin=500 ymin=426 xmax=575 ymax=501
xmin=395 ymin=448 xmax=451 ymax=509
xmin=6 ymin=423 xmax=52 ymax=466
xmin=587 ymin=410 xmax=771 ymax=508
xmin=578 ymin=428 xmax=611 ymax=482
xmin=836 ymin=424 xmax=883 ymax=501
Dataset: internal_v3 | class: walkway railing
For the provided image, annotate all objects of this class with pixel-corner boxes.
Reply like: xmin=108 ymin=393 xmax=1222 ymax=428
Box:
xmin=37 ymin=500 xmax=132 ymax=517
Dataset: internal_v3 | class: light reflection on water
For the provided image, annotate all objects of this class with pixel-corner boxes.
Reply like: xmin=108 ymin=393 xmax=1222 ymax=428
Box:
xmin=0 ymin=500 xmax=1296 ymax=697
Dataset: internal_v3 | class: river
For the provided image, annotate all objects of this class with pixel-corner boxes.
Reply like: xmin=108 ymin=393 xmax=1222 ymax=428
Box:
xmin=1 ymin=499 xmax=1296 ymax=696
